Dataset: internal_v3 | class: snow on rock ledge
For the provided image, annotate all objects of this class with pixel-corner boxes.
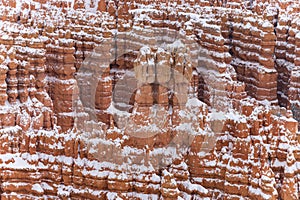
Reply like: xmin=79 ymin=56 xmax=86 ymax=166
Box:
xmin=0 ymin=0 xmax=298 ymax=200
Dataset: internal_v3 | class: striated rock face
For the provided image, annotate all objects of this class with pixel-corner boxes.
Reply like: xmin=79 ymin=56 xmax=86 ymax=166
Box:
xmin=0 ymin=0 xmax=299 ymax=199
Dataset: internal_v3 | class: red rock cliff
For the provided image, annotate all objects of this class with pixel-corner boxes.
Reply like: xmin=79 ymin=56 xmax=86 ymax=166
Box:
xmin=0 ymin=0 xmax=299 ymax=199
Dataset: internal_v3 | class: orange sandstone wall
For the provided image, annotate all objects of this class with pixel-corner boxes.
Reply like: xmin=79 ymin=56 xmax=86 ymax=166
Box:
xmin=0 ymin=0 xmax=298 ymax=200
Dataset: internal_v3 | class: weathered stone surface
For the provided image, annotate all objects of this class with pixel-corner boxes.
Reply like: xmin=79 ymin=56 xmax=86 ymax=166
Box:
xmin=0 ymin=0 xmax=299 ymax=200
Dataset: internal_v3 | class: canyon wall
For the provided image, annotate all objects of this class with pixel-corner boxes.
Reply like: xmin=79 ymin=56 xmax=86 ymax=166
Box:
xmin=0 ymin=0 xmax=299 ymax=199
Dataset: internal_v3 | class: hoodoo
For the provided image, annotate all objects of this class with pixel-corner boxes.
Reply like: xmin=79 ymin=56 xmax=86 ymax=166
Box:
xmin=0 ymin=0 xmax=299 ymax=199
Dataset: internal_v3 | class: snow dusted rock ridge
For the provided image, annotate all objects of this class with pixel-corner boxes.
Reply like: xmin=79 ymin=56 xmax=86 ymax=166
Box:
xmin=0 ymin=0 xmax=299 ymax=199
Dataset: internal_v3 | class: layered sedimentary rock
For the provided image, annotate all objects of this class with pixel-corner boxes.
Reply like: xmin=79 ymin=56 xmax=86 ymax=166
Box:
xmin=0 ymin=0 xmax=299 ymax=200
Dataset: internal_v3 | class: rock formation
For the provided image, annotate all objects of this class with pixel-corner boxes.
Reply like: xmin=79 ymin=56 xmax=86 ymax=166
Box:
xmin=0 ymin=0 xmax=299 ymax=199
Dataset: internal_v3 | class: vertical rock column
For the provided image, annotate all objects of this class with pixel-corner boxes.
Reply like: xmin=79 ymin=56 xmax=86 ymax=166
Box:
xmin=170 ymin=46 xmax=192 ymax=125
xmin=72 ymin=21 xmax=84 ymax=71
xmin=53 ymin=33 xmax=76 ymax=132
xmin=249 ymin=144 xmax=278 ymax=199
xmin=0 ymin=47 xmax=8 ymax=129
xmin=26 ymin=31 xmax=54 ymax=130
xmin=258 ymin=17 xmax=277 ymax=102
xmin=95 ymin=41 xmax=113 ymax=125
xmin=275 ymin=15 xmax=291 ymax=107
xmin=0 ymin=51 xmax=7 ymax=106
xmin=224 ymin=119 xmax=251 ymax=199
xmin=17 ymin=61 xmax=30 ymax=103
xmin=289 ymin=30 xmax=300 ymax=125
xmin=6 ymin=48 xmax=18 ymax=104
xmin=16 ymin=60 xmax=32 ymax=133
xmin=197 ymin=17 xmax=242 ymax=111
xmin=280 ymin=150 xmax=298 ymax=200
xmin=230 ymin=12 xmax=277 ymax=103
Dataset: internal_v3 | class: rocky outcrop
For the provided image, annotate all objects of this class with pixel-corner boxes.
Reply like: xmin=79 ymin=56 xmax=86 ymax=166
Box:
xmin=0 ymin=0 xmax=299 ymax=199
xmin=229 ymin=10 xmax=278 ymax=104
